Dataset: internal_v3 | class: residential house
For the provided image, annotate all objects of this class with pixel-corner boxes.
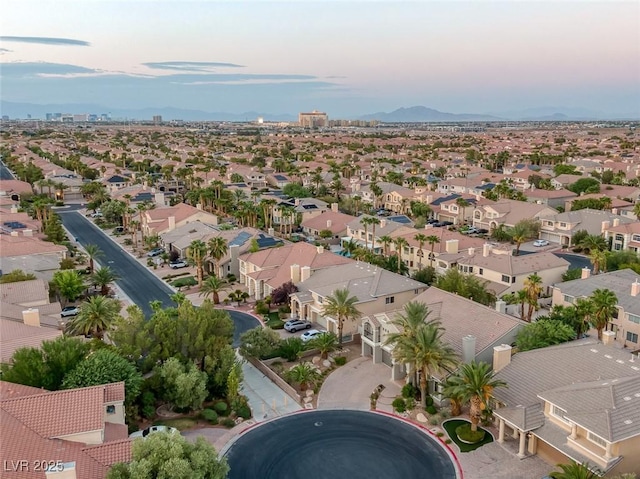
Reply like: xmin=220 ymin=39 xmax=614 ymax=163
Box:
xmin=1 ymin=307 xmax=62 ymax=363
xmin=226 ymin=165 xmax=266 ymax=188
xmin=345 ymin=215 xmax=408 ymax=253
xmin=0 ymin=235 xmax=68 ymax=281
xmin=239 ymin=242 xmax=352 ymax=300
xmin=360 ymin=287 xmax=526 ymax=383
xmin=604 ymin=221 xmax=640 ymax=253
xmin=102 ymin=174 xmax=131 ymax=193
xmin=0 ymin=179 xmax=32 ymax=203
xmin=538 ymin=209 xmax=636 ymax=247
xmin=140 ymin=203 xmax=218 ymax=237
xmin=492 ymin=340 xmax=640 ymax=475
xmin=471 ymin=199 xmax=557 ymax=232
xmin=551 ymin=269 xmax=640 ymax=350
xmin=436 ymin=244 xmax=570 ymax=296
xmin=434 ymin=195 xmax=479 ymax=225
xmin=273 ymin=198 xmax=331 ymax=229
xmin=0 ymin=380 xmax=131 ymax=478
xmin=523 ymin=188 xmax=577 ymax=209
xmin=551 ymin=174 xmax=583 ymax=190
xmin=290 ymin=262 xmax=427 ymax=339
xmin=266 ymin=173 xmax=292 ymax=189
xmin=301 ymin=210 xmax=356 ymax=244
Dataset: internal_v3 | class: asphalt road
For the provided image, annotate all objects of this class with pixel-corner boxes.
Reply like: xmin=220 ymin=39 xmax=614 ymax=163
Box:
xmin=0 ymin=160 xmax=16 ymax=180
xmin=224 ymin=410 xmax=458 ymax=479
xmin=57 ymin=210 xmax=259 ymax=345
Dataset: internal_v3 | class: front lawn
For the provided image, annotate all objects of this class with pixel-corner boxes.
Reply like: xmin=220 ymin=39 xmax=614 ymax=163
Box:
xmin=442 ymin=419 xmax=494 ymax=453
xmin=265 ymin=312 xmax=284 ymax=329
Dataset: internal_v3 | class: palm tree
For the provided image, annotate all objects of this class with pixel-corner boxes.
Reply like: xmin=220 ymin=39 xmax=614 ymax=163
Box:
xmin=187 ymin=240 xmax=208 ymax=287
xmin=361 ymin=216 xmax=374 ymax=251
xmin=207 ymin=236 xmax=228 ymax=278
xmin=523 ymin=273 xmax=543 ymax=322
xmin=90 ymin=266 xmax=119 ymax=296
xmin=441 ymin=377 xmax=465 ymax=416
xmin=393 ymin=237 xmax=409 ymax=274
xmin=579 ymin=234 xmax=608 ymax=253
xmin=455 ymin=197 xmax=471 ymax=224
xmin=199 ymin=275 xmax=226 ymax=304
xmin=509 ymin=222 xmax=532 ymax=256
xmin=66 ymin=296 xmax=120 ymax=340
xmin=414 ymin=233 xmax=427 ymax=269
xmin=634 ymin=202 xmax=640 ymax=220
xmin=321 ymin=288 xmax=361 ymax=346
xmin=445 ymin=361 xmax=507 ymax=432
xmin=590 ymin=288 xmax=618 ymax=340
xmin=548 ymin=461 xmax=601 ymax=479
xmin=369 ymin=216 xmax=381 ymax=252
xmin=308 ymin=332 xmax=339 ymax=359
xmin=426 ymin=235 xmax=440 ymax=268
xmin=84 ymin=244 xmax=103 ymax=274
xmin=379 ymin=235 xmax=393 ymax=257
xmin=392 ymin=323 xmax=458 ymax=408
xmin=284 ymin=362 xmax=322 ymax=391
xmin=589 ymin=248 xmax=608 ymax=275
xmin=574 ymin=298 xmax=594 ymax=339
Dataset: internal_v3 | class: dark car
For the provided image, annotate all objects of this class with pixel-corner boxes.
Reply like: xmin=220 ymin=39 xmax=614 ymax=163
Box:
xmin=476 ymin=228 xmax=489 ymax=234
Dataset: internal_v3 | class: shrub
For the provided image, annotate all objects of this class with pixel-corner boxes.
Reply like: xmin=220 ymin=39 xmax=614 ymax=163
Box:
xmin=429 ymin=415 xmax=441 ymax=425
xmin=334 ymin=356 xmax=347 ymax=366
xmin=265 ymin=318 xmax=285 ymax=330
xmin=171 ymin=277 xmax=197 ymax=288
xmin=401 ymin=383 xmax=417 ymax=399
xmin=221 ymin=417 xmax=236 ymax=428
xmin=405 ymin=397 xmax=416 ymax=410
xmin=200 ymin=409 xmax=218 ymax=424
xmin=255 ymin=301 xmax=270 ymax=315
xmin=236 ymin=404 xmax=251 ymax=420
xmin=147 ymin=258 xmax=154 ymax=267
xmin=426 ymin=405 xmax=437 ymax=415
xmin=214 ymin=401 xmax=229 ymax=416
xmin=440 ymin=408 xmax=451 ymax=419
xmin=436 ymin=431 xmax=444 ymax=437
xmin=425 ymin=396 xmax=434 ymax=407
xmin=392 ymin=397 xmax=406 ymax=413
xmin=140 ymin=391 xmax=156 ymax=419
xmin=455 ymin=423 xmax=486 ymax=444
xmin=445 ymin=439 xmax=452 ymax=444
xmin=278 ymin=337 xmax=307 ymax=362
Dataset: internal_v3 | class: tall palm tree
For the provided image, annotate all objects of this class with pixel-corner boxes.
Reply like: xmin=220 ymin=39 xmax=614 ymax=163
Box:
xmin=579 ymin=234 xmax=608 ymax=253
xmin=574 ymin=298 xmax=594 ymax=339
xmin=393 ymin=237 xmax=409 ymax=274
xmin=321 ymin=288 xmax=361 ymax=346
xmin=369 ymin=216 xmax=381 ymax=252
xmin=509 ymin=222 xmax=531 ymax=256
xmin=84 ymin=244 xmax=104 ymax=274
xmin=361 ymin=216 xmax=374 ymax=251
xmin=208 ymin=236 xmax=229 ymax=278
xmin=199 ymin=275 xmax=226 ymax=304
xmin=523 ymin=273 xmax=543 ymax=322
xmin=187 ymin=240 xmax=208 ymax=287
xmin=379 ymin=235 xmax=393 ymax=257
xmin=445 ymin=361 xmax=507 ymax=432
xmin=414 ymin=233 xmax=427 ymax=269
xmin=589 ymin=288 xmax=618 ymax=341
xmin=392 ymin=323 xmax=458 ymax=408
xmin=426 ymin=235 xmax=440 ymax=268
xmin=589 ymin=248 xmax=608 ymax=275
xmin=66 ymin=296 xmax=120 ymax=340
xmin=455 ymin=197 xmax=471 ymax=224
xmin=90 ymin=266 xmax=120 ymax=296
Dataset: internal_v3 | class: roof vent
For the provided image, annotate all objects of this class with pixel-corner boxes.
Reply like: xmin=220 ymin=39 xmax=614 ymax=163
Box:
xmin=634 ymin=393 xmax=640 ymax=398
xmin=604 ymin=354 xmax=613 ymax=359
xmin=623 ymin=396 xmax=632 ymax=401
xmin=632 ymin=366 xmax=640 ymax=371
xmin=617 ymin=360 xmax=625 ymax=364
xmin=590 ymin=349 xmax=599 ymax=353
xmin=624 ymin=420 xmax=633 ymax=425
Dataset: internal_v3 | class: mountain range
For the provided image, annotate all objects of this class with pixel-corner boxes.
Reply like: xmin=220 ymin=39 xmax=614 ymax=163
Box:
xmin=1 ymin=101 xmax=635 ymax=123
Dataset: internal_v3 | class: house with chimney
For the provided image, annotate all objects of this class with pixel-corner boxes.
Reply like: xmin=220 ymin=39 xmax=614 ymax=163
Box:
xmin=139 ymin=203 xmax=218 ymax=236
xmin=238 ymin=242 xmax=352 ymax=301
xmin=491 ymin=339 xmax=640 ymax=476
xmin=603 ymin=221 xmax=640 ymax=253
xmin=0 ymin=380 xmax=131 ymax=478
xmin=300 ymin=210 xmax=356 ymax=244
xmin=538 ymin=209 xmax=636 ymax=247
xmin=551 ymin=268 xmax=640 ymax=350
xmin=289 ymin=262 xmax=427 ymax=341
xmin=359 ymin=287 xmax=525 ymax=383
xmin=471 ymin=199 xmax=556 ymax=232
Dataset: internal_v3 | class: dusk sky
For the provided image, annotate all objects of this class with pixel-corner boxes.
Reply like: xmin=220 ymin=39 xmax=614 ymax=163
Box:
xmin=1 ymin=1 xmax=639 ymax=118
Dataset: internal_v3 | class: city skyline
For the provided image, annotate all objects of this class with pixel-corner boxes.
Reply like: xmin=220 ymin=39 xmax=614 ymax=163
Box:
xmin=1 ymin=0 xmax=639 ymax=119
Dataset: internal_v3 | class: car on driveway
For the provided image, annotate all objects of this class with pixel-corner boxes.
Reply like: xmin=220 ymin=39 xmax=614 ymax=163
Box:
xmin=169 ymin=259 xmax=188 ymax=269
xmin=147 ymin=247 xmax=165 ymax=257
xmin=60 ymin=306 xmax=79 ymax=317
xmin=300 ymin=329 xmax=322 ymax=342
xmin=284 ymin=319 xmax=312 ymax=332
xmin=533 ymin=239 xmax=550 ymax=247
xmin=129 ymin=425 xmax=179 ymax=439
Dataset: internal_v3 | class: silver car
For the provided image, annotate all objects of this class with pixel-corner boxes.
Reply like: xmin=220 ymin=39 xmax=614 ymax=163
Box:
xmin=284 ymin=319 xmax=312 ymax=332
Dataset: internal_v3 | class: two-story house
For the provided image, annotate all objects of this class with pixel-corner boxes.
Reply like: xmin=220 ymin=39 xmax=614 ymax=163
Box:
xmin=492 ymin=340 xmax=640 ymax=475
xmin=538 ymin=209 xmax=635 ymax=247
xmin=300 ymin=210 xmax=356 ymax=244
xmin=472 ymin=200 xmax=556 ymax=232
xmin=603 ymin=221 xmax=640 ymax=253
xmin=289 ymin=262 xmax=426 ymax=340
xmin=551 ymin=268 xmax=640 ymax=350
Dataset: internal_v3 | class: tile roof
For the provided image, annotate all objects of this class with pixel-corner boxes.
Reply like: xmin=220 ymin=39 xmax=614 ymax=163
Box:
xmin=495 ymin=403 xmax=545 ymax=431
xmin=0 ymin=318 xmax=62 ymax=363
xmin=0 ymin=236 xmax=67 ymax=258
xmin=459 ymin=250 xmax=570 ymax=276
xmin=82 ymin=438 xmax=132 ymax=466
xmin=0 ymin=279 xmax=51 ymax=306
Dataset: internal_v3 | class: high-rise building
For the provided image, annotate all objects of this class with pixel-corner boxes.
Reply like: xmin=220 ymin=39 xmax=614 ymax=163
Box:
xmin=153 ymin=115 xmax=163 ymax=124
xmin=298 ymin=110 xmax=328 ymax=128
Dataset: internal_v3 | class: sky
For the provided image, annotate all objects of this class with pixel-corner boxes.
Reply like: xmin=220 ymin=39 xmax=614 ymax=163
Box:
xmin=1 ymin=0 xmax=639 ymax=118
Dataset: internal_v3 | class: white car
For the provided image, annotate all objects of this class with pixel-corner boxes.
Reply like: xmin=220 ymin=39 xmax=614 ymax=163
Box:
xmin=533 ymin=240 xmax=550 ymax=247
xmin=169 ymin=259 xmax=188 ymax=269
xmin=129 ymin=425 xmax=178 ymax=439
xmin=300 ymin=329 xmax=322 ymax=342
xmin=60 ymin=306 xmax=79 ymax=317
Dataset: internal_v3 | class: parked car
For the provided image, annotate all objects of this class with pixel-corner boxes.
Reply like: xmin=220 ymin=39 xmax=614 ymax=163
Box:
xmin=147 ymin=247 xmax=165 ymax=257
xmin=60 ymin=306 xmax=79 ymax=317
xmin=462 ymin=227 xmax=480 ymax=235
xmin=533 ymin=239 xmax=550 ymax=247
xmin=169 ymin=259 xmax=188 ymax=269
xmin=90 ymin=211 xmax=103 ymax=218
xmin=284 ymin=319 xmax=312 ymax=332
xmin=476 ymin=228 xmax=489 ymax=234
xmin=300 ymin=329 xmax=322 ymax=342
xmin=129 ymin=425 xmax=179 ymax=439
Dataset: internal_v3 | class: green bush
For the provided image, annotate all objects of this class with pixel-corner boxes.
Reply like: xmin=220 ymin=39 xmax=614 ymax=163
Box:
xmin=221 ymin=417 xmax=236 ymax=428
xmin=214 ymin=401 xmax=229 ymax=416
xmin=405 ymin=397 xmax=416 ymax=410
xmin=429 ymin=415 xmax=441 ymax=425
xmin=200 ymin=409 xmax=218 ymax=424
xmin=255 ymin=300 xmax=270 ymax=315
xmin=278 ymin=337 xmax=306 ymax=362
xmin=171 ymin=276 xmax=197 ymax=288
xmin=236 ymin=404 xmax=251 ymax=420
xmin=392 ymin=397 xmax=406 ymax=413
xmin=401 ymin=383 xmax=417 ymax=399
xmin=140 ymin=391 xmax=156 ymax=419
xmin=266 ymin=318 xmax=285 ymax=330
xmin=334 ymin=356 xmax=347 ymax=366
xmin=426 ymin=405 xmax=437 ymax=415
xmin=455 ymin=423 xmax=486 ymax=444
xmin=426 ymin=396 xmax=434 ymax=407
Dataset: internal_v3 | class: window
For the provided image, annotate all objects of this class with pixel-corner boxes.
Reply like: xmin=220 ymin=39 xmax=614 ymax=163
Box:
xmin=627 ymin=332 xmax=639 ymax=343
xmin=512 ymin=276 xmax=516 ymax=284
xmin=501 ymin=274 xmax=510 ymax=283
xmin=563 ymin=294 xmax=575 ymax=304
xmin=479 ymin=268 xmax=483 ymax=275
xmin=629 ymin=314 xmax=640 ymax=325
xmin=560 ymin=222 xmax=567 ymax=228
xmin=615 ymin=234 xmax=624 ymax=241
xmin=632 ymin=234 xmax=640 ymax=242
xmin=106 ymin=405 xmax=116 ymax=415
xmin=551 ymin=404 xmax=570 ymax=424
xmin=587 ymin=431 xmax=608 ymax=448
xmin=385 ymin=296 xmax=395 ymax=304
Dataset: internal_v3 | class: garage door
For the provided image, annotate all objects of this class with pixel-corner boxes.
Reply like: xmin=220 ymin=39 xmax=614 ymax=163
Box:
xmin=382 ymin=349 xmax=393 ymax=367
